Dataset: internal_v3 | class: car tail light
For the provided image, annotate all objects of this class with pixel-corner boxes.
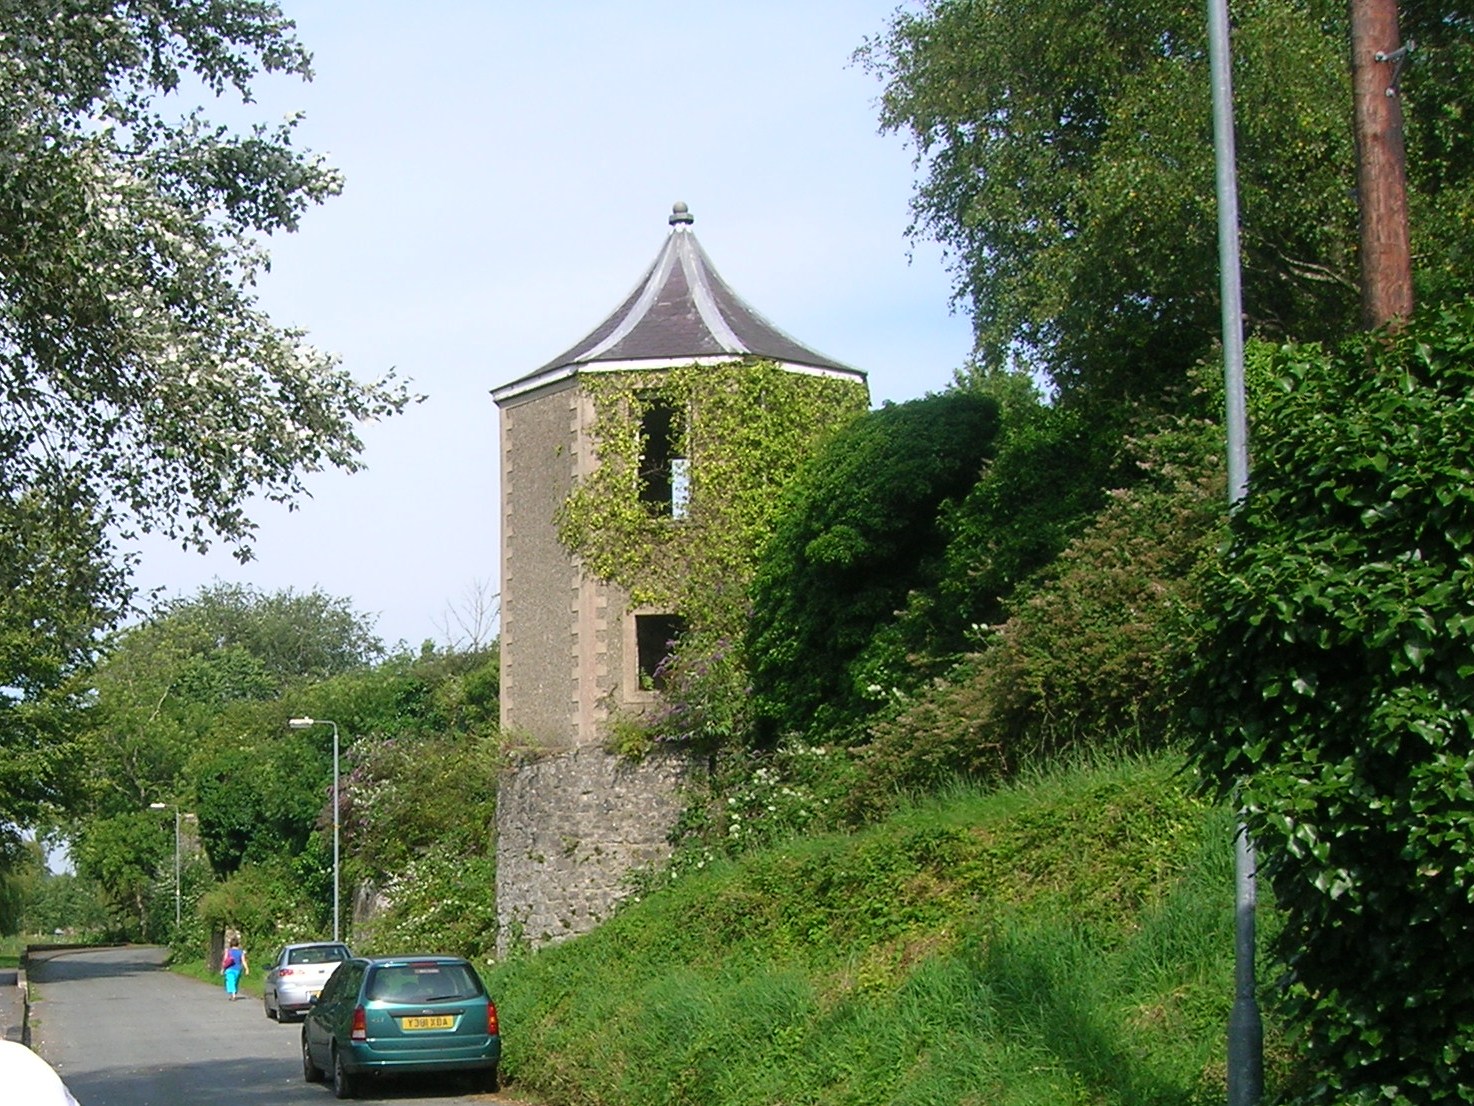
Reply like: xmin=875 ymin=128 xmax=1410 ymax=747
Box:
xmin=486 ymin=1002 xmax=499 ymax=1036
xmin=351 ymin=1006 xmax=367 ymax=1042
xmin=279 ymin=968 xmax=295 ymax=976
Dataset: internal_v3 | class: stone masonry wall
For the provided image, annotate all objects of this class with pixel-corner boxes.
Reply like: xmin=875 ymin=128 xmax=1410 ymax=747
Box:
xmin=495 ymin=745 xmax=696 ymax=956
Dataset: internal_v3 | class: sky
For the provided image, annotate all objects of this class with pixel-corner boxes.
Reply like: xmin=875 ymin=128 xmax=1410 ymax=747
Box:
xmin=127 ymin=1 xmax=976 ymax=652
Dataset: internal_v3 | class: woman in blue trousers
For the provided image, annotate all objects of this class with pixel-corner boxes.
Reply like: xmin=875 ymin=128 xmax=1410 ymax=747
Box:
xmin=221 ymin=937 xmax=249 ymax=1000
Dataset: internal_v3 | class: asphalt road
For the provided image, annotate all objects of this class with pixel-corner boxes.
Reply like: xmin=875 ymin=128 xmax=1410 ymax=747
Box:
xmin=27 ymin=946 xmax=535 ymax=1106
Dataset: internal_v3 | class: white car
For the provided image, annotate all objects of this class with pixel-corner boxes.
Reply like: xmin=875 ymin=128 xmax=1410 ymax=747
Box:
xmin=0 ymin=1040 xmax=81 ymax=1105
xmin=262 ymin=941 xmax=352 ymax=1022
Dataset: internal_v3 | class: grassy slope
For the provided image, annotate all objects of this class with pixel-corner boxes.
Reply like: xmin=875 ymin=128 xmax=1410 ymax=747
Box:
xmin=484 ymin=753 xmax=1285 ymax=1106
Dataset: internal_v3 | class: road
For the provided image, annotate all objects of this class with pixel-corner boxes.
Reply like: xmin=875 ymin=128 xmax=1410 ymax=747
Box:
xmin=27 ymin=946 xmax=539 ymax=1106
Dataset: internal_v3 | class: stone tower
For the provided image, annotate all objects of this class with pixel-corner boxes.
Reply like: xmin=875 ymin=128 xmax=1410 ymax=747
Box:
xmin=491 ymin=204 xmax=867 ymax=952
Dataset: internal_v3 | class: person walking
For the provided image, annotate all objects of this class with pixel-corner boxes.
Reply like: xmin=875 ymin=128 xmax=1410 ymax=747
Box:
xmin=220 ymin=937 xmax=249 ymax=1001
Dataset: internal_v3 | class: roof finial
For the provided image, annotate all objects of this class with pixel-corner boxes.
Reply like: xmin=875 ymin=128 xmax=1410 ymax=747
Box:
xmin=669 ymin=201 xmax=694 ymax=227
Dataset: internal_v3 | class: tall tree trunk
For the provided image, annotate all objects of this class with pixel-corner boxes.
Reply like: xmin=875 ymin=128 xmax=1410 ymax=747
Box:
xmin=1350 ymin=0 xmax=1414 ymax=329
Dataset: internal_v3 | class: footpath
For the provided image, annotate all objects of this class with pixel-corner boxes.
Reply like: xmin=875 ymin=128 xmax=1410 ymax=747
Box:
xmin=0 ymin=962 xmax=27 ymax=1043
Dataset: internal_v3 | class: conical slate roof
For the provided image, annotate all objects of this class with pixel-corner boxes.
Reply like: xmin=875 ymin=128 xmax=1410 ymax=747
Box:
xmin=493 ymin=203 xmax=864 ymax=403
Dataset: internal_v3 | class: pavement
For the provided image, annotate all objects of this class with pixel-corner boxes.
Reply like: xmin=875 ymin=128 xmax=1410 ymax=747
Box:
xmin=1 ymin=962 xmax=28 ymax=1044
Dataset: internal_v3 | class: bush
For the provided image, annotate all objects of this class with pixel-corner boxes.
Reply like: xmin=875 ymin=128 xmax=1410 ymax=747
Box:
xmin=660 ymin=740 xmax=862 ymax=874
xmin=355 ymin=852 xmax=498 ymax=960
xmin=857 ymin=411 xmax=1225 ymax=808
xmin=747 ymin=391 xmax=1001 ymax=743
xmin=344 ymin=731 xmax=499 ymax=889
xmin=1188 ymin=302 xmax=1474 ymax=1105
xmin=195 ymin=852 xmax=328 ymax=955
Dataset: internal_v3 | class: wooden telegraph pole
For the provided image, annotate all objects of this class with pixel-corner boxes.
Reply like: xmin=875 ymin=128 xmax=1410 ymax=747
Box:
xmin=1350 ymin=0 xmax=1414 ymax=329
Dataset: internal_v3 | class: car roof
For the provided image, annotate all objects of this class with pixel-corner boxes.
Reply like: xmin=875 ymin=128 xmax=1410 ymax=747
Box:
xmin=362 ymin=954 xmax=471 ymax=966
xmin=280 ymin=941 xmax=351 ymax=952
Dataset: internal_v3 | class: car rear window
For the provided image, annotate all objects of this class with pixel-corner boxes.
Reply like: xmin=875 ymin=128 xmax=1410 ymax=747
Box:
xmin=366 ymin=962 xmax=484 ymax=1003
xmin=289 ymin=945 xmax=350 ymax=965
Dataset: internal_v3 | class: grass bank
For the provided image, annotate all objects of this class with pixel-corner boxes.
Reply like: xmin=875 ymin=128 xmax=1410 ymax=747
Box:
xmin=484 ymin=752 xmax=1286 ymax=1106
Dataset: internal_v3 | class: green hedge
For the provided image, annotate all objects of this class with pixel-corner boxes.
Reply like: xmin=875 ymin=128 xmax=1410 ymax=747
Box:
xmin=1189 ymin=302 xmax=1474 ymax=1105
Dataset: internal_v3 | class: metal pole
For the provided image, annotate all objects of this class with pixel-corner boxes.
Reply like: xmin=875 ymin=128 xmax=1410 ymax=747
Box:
xmin=1208 ymin=0 xmax=1248 ymax=507
xmin=174 ymin=807 xmax=182 ymax=928
xmin=1206 ymin=2 xmax=1262 ymax=1103
xmin=331 ymin=721 xmax=340 ymax=943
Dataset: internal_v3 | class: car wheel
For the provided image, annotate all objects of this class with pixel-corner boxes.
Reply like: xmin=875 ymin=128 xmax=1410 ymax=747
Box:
xmin=332 ymin=1046 xmax=357 ymax=1099
xmin=265 ymin=993 xmax=277 ymax=1021
xmin=301 ymin=1030 xmax=324 ymax=1083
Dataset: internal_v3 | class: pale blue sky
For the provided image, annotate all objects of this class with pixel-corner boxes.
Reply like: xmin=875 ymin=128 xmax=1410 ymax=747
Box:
xmin=129 ymin=1 xmax=975 ymax=650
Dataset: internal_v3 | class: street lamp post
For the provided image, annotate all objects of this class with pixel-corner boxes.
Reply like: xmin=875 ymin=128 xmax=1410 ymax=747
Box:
xmin=148 ymin=802 xmax=183 ymax=927
xmin=288 ymin=717 xmax=341 ymax=942
xmin=1206 ymin=2 xmax=1263 ymax=1103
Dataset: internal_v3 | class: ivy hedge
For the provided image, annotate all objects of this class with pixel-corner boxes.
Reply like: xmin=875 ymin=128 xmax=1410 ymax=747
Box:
xmin=1188 ymin=302 xmax=1474 ymax=1105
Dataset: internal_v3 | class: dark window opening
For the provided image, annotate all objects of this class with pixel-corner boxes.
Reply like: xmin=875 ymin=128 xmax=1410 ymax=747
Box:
xmin=638 ymin=400 xmax=688 ymax=518
xmin=635 ymin=613 xmax=685 ymax=691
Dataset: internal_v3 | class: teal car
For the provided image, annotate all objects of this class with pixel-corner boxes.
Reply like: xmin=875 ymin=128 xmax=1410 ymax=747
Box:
xmin=301 ymin=955 xmax=500 ymax=1098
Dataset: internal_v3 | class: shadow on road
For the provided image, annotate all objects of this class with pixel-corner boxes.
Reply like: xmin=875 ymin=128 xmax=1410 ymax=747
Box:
xmin=28 ymin=948 xmax=168 ymax=983
xmin=63 ymin=1056 xmax=497 ymax=1103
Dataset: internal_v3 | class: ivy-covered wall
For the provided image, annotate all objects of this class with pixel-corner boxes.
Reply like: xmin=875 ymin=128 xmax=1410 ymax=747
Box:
xmin=556 ymin=358 xmax=869 ymax=657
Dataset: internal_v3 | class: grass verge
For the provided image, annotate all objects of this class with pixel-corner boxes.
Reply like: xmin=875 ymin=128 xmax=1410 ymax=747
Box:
xmin=484 ymin=751 xmax=1287 ymax=1106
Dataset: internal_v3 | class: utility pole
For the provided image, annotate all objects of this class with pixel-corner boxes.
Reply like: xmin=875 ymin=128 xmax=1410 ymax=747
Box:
xmin=1350 ymin=0 xmax=1414 ymax=328
xmin=1206 ymin=2 xmax=1262 ymax=1100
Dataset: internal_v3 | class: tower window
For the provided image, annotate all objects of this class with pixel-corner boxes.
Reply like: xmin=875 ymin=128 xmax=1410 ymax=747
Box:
xmin=635 ymin=613 xmax=685 ymax=691
xmin=638 ymin=399 xmax=688 ymax=518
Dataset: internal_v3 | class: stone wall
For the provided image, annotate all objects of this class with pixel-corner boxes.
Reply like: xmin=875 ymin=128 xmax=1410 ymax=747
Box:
xmin=495 ymin=745 xmax=696 ymax=956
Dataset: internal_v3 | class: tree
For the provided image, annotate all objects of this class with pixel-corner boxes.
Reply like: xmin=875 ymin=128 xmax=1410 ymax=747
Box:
xmin=1399 ymin=2 xmax=1474 ymax=308
xmin=71 ymin=810 xmax=170 ymax=938
xmin=0 ymin=494 xmax=128 ymax=851
xmin=0 ymin=1 xmax=414 ymax=553
xmin=747 ymin=392 xmax=1000 ymax=742
xmin=151 ymin=582 xmax=385 ymax=688
xmin=0 ymin=2 xmax=414 ymax=861
xmin=16 ymin=866 xmax=111 ymax=938
xmin=858 ymin=0 xmax=1474 ymax=404
xmin=434 ymin=579 xmax=501 ymax=654
xmin=1188 ymin=303 xmax=1474 ymax=1105
xmin=192 ymin=730 xmax=324 ymax=876
xmin=75 ymin=583 xmax=382 ymax=821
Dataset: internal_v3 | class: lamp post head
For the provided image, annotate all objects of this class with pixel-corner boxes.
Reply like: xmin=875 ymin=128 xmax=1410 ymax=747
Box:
xmin=287 ymin=717 xmax=316 ymax=729
xmin=148 ymin=802 xmax=168 ymax=810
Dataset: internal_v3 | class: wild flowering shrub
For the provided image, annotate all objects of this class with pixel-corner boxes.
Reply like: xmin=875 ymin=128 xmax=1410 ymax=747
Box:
xmin=343 ymin=731 xmax=499 ymax=889
xmin=854 ymin=411 xmax=1225 ymax=811
xmin=1189 ymin=303 xmax=1474 ymax=1106
xmin=358 ymin=852 xmax=499 ymax=961
xmin=651 ymin=741 xmax=861 ymax=886
xmin=644 ymin=632 xmax=751 ymax=751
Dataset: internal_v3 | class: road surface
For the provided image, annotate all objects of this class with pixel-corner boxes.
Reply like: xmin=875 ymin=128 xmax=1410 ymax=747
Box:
xmin=27 ymin=945 xmax=538 ymax=1106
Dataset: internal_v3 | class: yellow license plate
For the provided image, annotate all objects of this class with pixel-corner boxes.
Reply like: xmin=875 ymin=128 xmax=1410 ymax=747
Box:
xmin=401 ymin=1015 xmax=455 ymax=1031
